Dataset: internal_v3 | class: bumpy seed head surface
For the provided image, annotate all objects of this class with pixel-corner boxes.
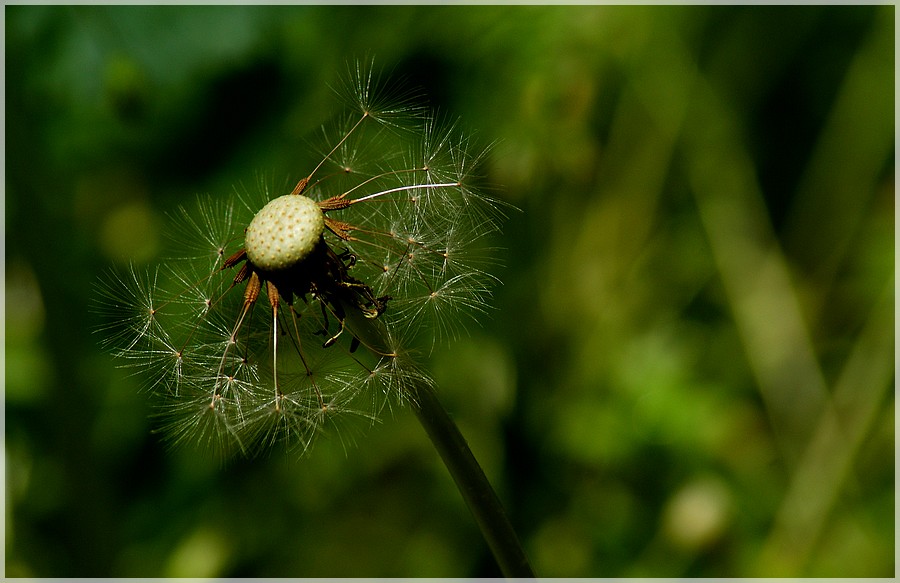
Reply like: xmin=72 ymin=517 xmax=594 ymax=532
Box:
xmin=245 ymin=194 xmax=325 ymax=271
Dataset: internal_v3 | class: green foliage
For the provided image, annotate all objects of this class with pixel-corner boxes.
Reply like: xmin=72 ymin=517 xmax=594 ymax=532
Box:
xmin=6 ymin=4 xmax=894 ymax=577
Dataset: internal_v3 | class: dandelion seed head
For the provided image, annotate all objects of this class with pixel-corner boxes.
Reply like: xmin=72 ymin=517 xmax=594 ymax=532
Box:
xmin=95 ymin=58 xmax=513 ymax=459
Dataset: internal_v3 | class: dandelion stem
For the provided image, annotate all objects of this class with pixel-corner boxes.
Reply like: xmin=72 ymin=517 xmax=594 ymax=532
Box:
xmin=409 ymin=381 xmax=535 ymax=578
xmin=340 ymin=301 xmax=534 ymax=577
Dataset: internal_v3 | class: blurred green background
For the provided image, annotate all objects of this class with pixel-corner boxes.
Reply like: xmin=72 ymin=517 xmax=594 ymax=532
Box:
xmin=5 ymin=5 xmax=894 ymax=577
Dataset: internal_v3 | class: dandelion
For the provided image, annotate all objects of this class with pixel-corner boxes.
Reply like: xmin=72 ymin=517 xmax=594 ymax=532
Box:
xmin=95 ymin=59 xmax=532 ymax=576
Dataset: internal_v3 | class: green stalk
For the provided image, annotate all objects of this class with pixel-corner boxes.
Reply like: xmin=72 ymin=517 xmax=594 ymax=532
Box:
xmin=410 ymin=381 xmax=535 ymax=578
xmin=344 ymin=304 xmax=535 ymax=578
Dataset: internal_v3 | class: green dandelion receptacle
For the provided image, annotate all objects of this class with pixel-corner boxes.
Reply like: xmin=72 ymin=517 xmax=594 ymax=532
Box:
xmin=244 ymin=194 xmax=325 ymax=272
